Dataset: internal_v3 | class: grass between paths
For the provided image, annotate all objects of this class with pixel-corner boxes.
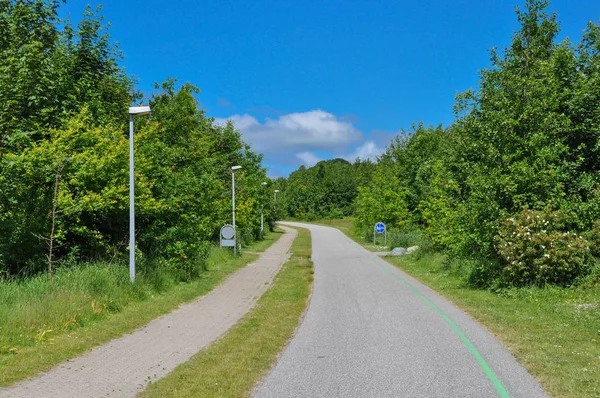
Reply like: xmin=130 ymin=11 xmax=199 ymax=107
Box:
xmin=322 ymin=218 xmax=600 ymax=398
xmin=0 ymin=231 xmax=283 ymax=387
xmin=141 ymin=227 xmax=313 ymax=398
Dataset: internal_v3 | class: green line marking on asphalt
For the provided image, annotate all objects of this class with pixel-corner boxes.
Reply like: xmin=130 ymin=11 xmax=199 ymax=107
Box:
xmin=338 ymin=232 xmax=510 ymax=398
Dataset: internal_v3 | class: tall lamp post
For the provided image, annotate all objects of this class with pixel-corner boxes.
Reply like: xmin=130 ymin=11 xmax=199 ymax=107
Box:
xmin=274 ymin=189 xmax=280 ymax=221
xmin=232 ymin=165 xmax=242 ymax=255
xmin=261 ymin=181 xmax=268 ymax=234
xmin=128 ymin=106 xmax=151 ymax=283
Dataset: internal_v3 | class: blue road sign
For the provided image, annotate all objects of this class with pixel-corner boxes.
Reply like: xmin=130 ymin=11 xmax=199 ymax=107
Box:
xmin=375 ymin=222 xmax=385 ymax=234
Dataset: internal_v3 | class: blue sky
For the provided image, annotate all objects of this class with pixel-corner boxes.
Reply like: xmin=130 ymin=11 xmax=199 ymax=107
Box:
xmin=59 ymin=1 xmax=600 ymax=177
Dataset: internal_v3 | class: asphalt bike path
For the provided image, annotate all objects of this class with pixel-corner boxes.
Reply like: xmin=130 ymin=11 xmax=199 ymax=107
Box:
xmin=254 ymin=222 xmax=548 ymax=398
xmin=0 ymin=226 xmax=297 ymax=398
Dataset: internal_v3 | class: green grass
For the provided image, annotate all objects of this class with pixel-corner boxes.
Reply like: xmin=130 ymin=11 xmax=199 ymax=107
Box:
xmin=141 ymin=227 xmax=313 ymax=398
xmin=319 ymin=218 xmax=600 ymax=398
xmin=0 ymin=231 xmax=283 ymax=387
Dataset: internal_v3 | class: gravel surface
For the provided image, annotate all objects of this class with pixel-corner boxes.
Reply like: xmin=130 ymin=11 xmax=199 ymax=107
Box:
xmin=254 ymin=222 xmax=548 ymax=398
xmin=0 ymin=226 xmax=297 ymax=398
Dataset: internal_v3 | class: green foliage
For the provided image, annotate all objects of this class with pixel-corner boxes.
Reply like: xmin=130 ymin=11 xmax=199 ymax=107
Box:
xmin=334 ymin=1 xmax=600 ymax=288
xmin=387 ymin=229 xmax=423 ymax=250
xmin=281 ymin=158 xmax=374 ymax=220
xmin=0 ymin=2 xmax=272 ymax=278
xmin=0 ymin=1 xmax=138 ymax=141
xmin=355 ymin=167 xmax=409 ymax=231
xmin=0 ymin=78 xmax=270 ymax=277
xmin=355 ymin=123 xmax=444 ymax=232
xmin=0 ymin=0 xmax=141 ymax=275
xmin=0 ymin=0 xmax=62 ymax=136
xmin=495 ymin=208 xmax=590 ymax=286
xmin=421 ymin=0 xmax=600 ymax=258
xmin=584 ymin=220 xmax=600 ymax=258
xmin=0 ymin=110 xmax=134 ymax=274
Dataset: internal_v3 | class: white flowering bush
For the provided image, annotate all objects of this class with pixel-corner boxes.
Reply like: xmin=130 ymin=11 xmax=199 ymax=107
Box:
xmin=495 ymin=208 xmax=589 ymax=286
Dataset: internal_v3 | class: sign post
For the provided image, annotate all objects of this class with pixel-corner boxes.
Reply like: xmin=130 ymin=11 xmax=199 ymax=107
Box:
xmin=374 ymin=222 xmax=386 ymax=246
xmin=220 ymin=224 xmax=236 ymax=249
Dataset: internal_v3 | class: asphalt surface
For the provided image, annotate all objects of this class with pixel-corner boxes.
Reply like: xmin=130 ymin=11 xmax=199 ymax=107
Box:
xmin=0 ymin=227 xmax=297 ymax=398
xmin=254 ymin=222 xmax=548 ymax=398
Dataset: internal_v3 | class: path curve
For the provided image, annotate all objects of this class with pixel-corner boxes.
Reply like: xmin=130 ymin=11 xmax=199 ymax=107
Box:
xmin=254 ymin=222 xmax=547 ymax=398
xmin=1 ymin=226 xmax=297 ymax=398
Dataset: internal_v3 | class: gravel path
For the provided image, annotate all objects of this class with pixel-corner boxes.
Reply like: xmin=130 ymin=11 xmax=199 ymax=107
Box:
xmin=254 ymin=222 xmax=548 ymax=398
xmin=0 ymin=226 xmax=297 ymax=398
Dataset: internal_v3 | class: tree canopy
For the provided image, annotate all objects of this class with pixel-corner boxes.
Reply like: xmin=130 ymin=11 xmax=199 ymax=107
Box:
xmin=0 ymin=1 xmax=274 ymax=278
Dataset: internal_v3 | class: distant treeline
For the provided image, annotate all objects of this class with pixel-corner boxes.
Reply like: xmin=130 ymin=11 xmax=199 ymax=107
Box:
xmin=276 ymin=0 xmax=600 ymax=287
xmin=0 ymin=1 xmax=275 ymax=278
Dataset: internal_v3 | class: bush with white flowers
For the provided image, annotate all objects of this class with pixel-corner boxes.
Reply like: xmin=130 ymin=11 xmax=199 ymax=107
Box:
xmin=495 ymin=208 xmax=590 ymax=286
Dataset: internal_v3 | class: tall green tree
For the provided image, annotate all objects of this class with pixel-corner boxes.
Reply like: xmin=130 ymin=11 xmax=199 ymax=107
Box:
xmin=423 ymin=0 xmax=600 ymax=255
xmin=0 ymin=1 xmax=138 ymax=148
xmin=354 ymin=123 xmax=444 ymax=230
xmin=0 ymin=2 xmax=270 ymax=277
xmin=0 ymin=0 xmax=62 ymax=139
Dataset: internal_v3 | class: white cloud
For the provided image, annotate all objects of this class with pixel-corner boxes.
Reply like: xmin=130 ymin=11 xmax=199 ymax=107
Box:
xmin=214 ymin=114 xmax=257 ymax=131
xmin=296 ymin=151 xmax=321 ymax=167
xmin=345 ymin=141 xmax=384 ymax=162
xmin=214 ymin=110 xmax=362 ymax=153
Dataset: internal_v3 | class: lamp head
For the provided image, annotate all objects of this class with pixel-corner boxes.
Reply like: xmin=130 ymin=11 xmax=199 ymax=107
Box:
xmin=231 ymin=165 xmax=242 ymax=171
xmin=129 ymin=106 xmax=151 ymax=116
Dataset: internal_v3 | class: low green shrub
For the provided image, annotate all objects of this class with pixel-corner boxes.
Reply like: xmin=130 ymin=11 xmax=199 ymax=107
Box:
xmin=584 ymin=220 xmax=600 ymax=258
xmin=465 ymin=257 xmax=504 ymax=289
xmin=495 ymin=208 xmax=590 ymax=286
xmin=413 ymin=235 xmax=436 ymax=259
xmin=326 ymin=208 xmax=345 ymax=219
xmin=361 ymin=227 xmax=374 ymax=243
xmin=388 ymin=229 xmax=422 ymax=249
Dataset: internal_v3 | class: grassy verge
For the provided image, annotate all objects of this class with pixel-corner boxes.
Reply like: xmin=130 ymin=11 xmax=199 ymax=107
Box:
xmin=141 ymin=227 xmax=313 ymax=398
xmin=320 ymin=218 xmax=600 ymax=398
xmin=0 ymin=230 xmax=283 ymax=386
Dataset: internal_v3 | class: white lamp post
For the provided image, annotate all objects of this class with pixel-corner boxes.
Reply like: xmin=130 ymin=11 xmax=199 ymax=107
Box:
xmin=261 ymin=182 xmax=268 ymax=234
xmin=274 ymin=189 xmax=280 ymax=221
xmin=232 ymin=165 xmax=242 ymax=255
xmin=128 ymin=106 xmax=151 ymax=283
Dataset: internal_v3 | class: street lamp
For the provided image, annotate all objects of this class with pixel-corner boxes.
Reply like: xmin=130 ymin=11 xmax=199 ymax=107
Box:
xmin=261 ymin=182 xmax=268 ymax=234
xmin=274 ymin=189 xmax=280 ymax=221
xmin=232 ymin=165 xmax=242 ymax=255
xmin=128 ymin=106 xmax=151 ymax=283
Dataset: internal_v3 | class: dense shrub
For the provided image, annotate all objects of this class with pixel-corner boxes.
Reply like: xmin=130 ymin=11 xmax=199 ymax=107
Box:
xmin=388 ymin=229 xmax=422 ymax=249
xmin=584 ymin=220 xmax=600 ymax=258
xmin=495 ymin=208 xmax=590 ymax=286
